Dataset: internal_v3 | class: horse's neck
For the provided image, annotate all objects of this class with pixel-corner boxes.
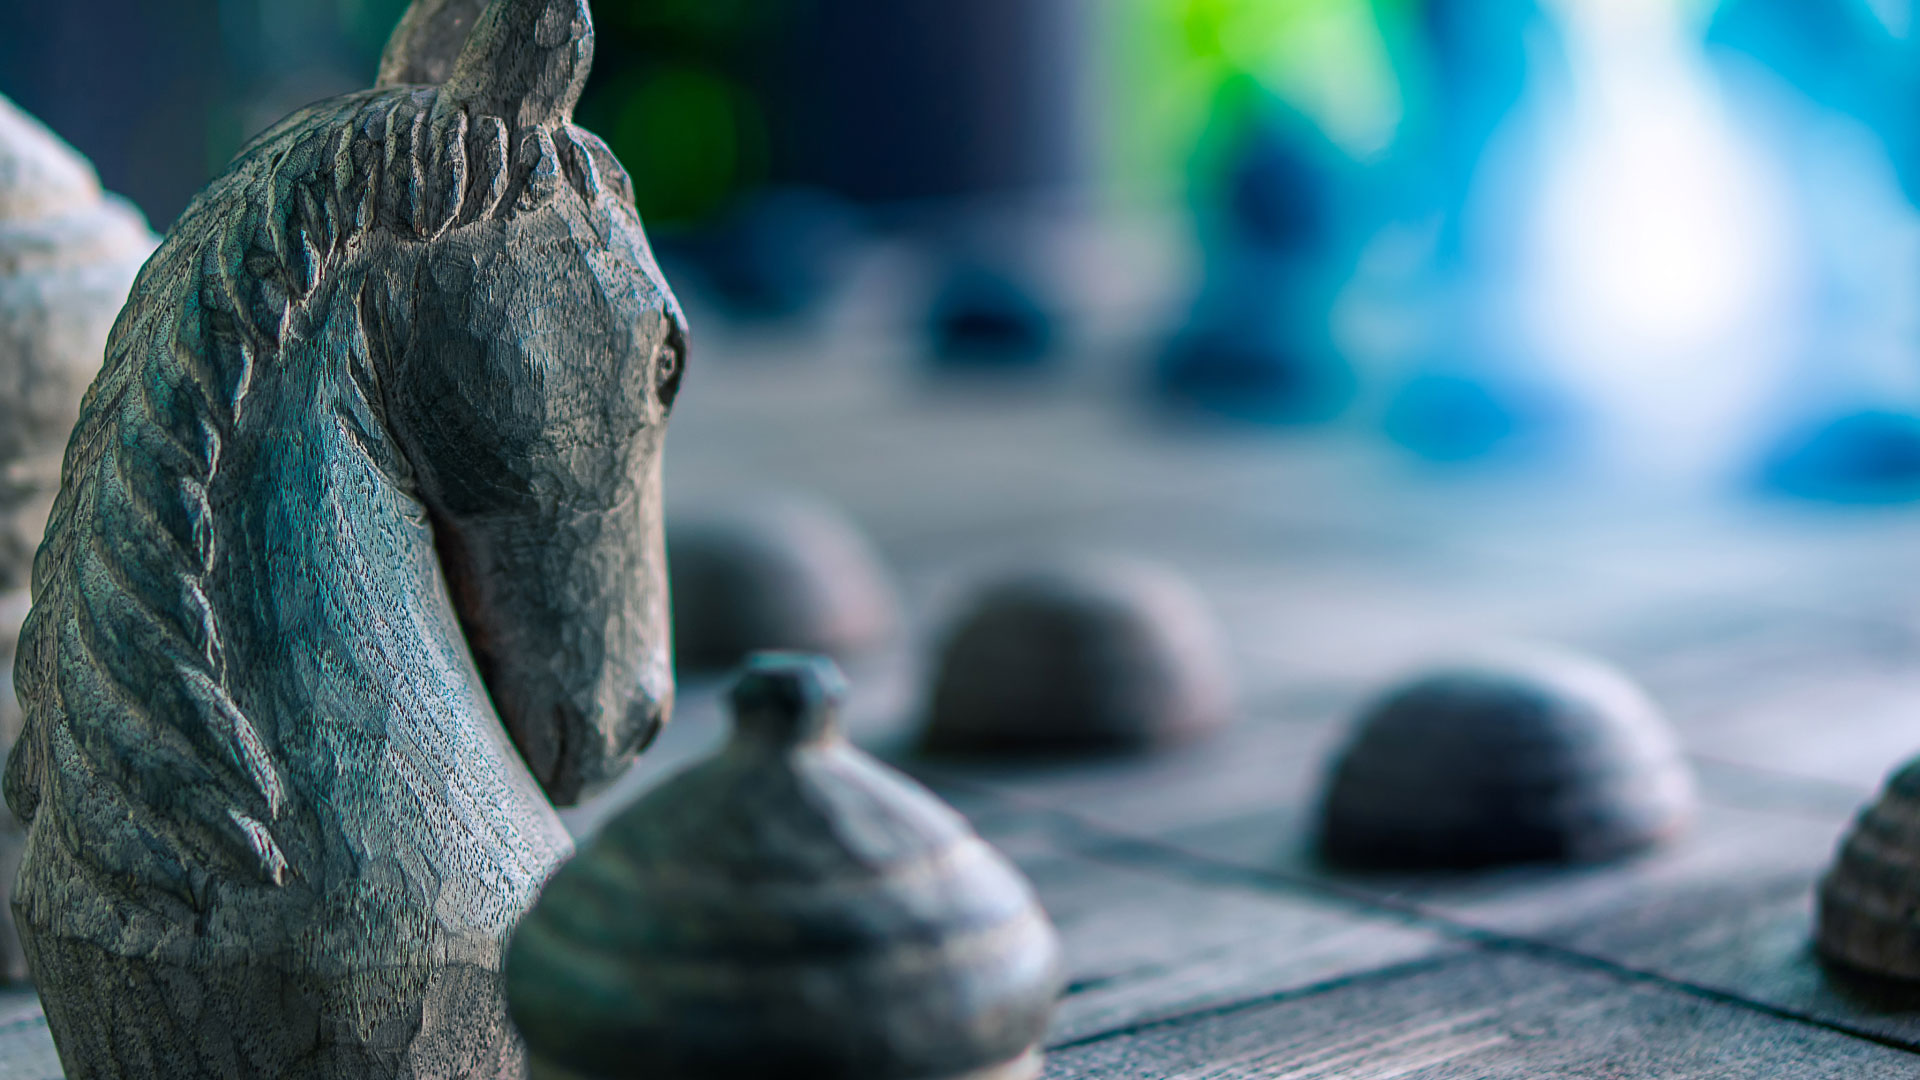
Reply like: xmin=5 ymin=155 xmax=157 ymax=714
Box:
xmin=207 ymin=357 xmax=571 ymax=919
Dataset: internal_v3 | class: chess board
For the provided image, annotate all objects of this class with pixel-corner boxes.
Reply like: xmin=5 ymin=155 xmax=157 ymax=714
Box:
xmin=8 ymin=242 xmax=1920 ymax=1078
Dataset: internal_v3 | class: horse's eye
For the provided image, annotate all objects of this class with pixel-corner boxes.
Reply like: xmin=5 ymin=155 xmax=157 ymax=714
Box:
xmin=655 ymin=334 xmax=684 ymax=410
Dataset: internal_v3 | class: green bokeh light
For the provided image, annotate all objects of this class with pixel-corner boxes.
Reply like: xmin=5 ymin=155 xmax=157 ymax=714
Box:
xmin=1110 ymin=0 xmax=1408 ymax=200
xmin=596 ymin=66 xmax=768 ymax=225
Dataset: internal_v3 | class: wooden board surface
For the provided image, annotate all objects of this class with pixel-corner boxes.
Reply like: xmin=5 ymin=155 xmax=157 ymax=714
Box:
xmin=650 ymin=317 xmax=1920 ymax=1076
xmin=9 ymin=286 xmax=1920 ymax=1076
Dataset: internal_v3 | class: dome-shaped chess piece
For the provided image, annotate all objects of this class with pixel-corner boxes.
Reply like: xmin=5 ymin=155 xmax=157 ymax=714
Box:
xmin=1760 ymin=409 xmax=1920 ymax=505
xmin=690 ymin=187 xmax=861 ymax=320
xmin=1817 ymin=758 xmax=1920 ymax=979
xmin=921 ymin=556 xmax=1232 ymax=756
xmin=508 ymin=654 xmax=1063 ymax=1079
xmin=927 ymin=257 xmax=1057 ymax=370
xmin=668 ymin=497 xmax=899 ymax=672
xmin=1318 ymin=648 xmax=1694 ymax=869
xmin=0 ymin=93 xmax=153 ymax=984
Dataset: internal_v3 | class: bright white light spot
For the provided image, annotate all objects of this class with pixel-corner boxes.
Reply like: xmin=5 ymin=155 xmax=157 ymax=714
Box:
xmin=1510 ymin=1 xmax=1805 ymax=484
xmin=1530 ymin=88 xmax=1787 ymax=354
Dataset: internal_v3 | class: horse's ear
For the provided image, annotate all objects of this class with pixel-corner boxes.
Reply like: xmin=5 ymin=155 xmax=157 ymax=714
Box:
xmin=443 ymin=0 xmax=592 ymax=130
xmin=377 ymin=0 xmax=488 ymax=88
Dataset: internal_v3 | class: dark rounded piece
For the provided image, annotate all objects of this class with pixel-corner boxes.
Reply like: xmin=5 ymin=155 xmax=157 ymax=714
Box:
xmin=922 ymin=557 xmax=1233 ymax=756
xmin=668 ymin=498 xmax=899 ymax=672
xmin=1221 ymin=105 xmax=1347 ymax=257
xmin=693 ymin=187 xmax=860 ymax=320
xmin=1817 ymin=758 xmax=1920 ymax=979
xmin=1153 ymin=261 xmax=1356 ymax=426
xmin=1318 ymin=649 xmax=1694 ymax=869
xmin=927 ymin=260 xmax=1057 ymax=370
xmin=508 ymin=653 xmax=1064 ymax=1080
xmin=1382 ymin=369 xmax=1562 ymax=464
xmin=1761 ymin=409 xmax=1920 ymax=505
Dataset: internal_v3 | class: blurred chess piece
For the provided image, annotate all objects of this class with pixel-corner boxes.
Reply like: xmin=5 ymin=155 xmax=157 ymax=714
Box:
xmin=927 ymin=254 xmax=1058 ymax=371
xmin=1760 ymin=409 xmax=1920 ymax=504
xmin=677 ymin=187 xmax=863 ymax=321
xmin=509 ymin=654 xmax=1063 ymax=1079
xmin=1389 ymin=0 xmax=1562 ymax=257
xmin=1381 ymin=353 xmax=1569 ymax=464
xmin=921 ymin=555 xmax=1232 ymax=757
xmin=1371 ymin=0 xmax=1576 ymax=463
xmin=1818 ymin=758 xmax=1920 ymax=979
xmin=1707 ymin=0 xmax=1920 ymax=204
xmin=1318 ymin=647 xmax=1694 ymax=869
xmin=669 ymin=497 xmax=899 ymax=673
xmin=1156 ymin=97 xmax=1365 ymax=425
xmin=0 ymin=94 xmax=154 ymax=983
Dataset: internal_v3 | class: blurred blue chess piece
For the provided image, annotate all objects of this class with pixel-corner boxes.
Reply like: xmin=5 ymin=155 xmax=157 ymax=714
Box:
xmin=1377 ymin=0 xmax=1573 ymax=462
xmin=1155 ymin=92 xmax=1365 ymax=424
xmin=1383 ymin=366 xmax=1568 ymax=463
xmin=927 ymin=255 xmax=1058 ymax=370
xmin=1709 ymin=0 xmax=1920 ymax=501
xmin=666 ymin=187 xmax=862 ymax=322
xmin=1761 ymin=409 xmax=1920 ymax=503
xmin=1708 ymin=0 xmax=1920 ymax=206
xmin=1396 ymin=0 xmax=1553 ymax=264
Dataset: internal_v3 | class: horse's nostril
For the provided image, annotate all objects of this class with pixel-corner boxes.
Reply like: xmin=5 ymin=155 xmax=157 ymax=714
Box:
xmin=624 ymin=697 xmax=666 ymax=756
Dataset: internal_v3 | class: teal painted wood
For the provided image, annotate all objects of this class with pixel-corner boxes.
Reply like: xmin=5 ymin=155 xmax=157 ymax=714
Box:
xmin=3 ymin=1 xmax=685 ymax=1075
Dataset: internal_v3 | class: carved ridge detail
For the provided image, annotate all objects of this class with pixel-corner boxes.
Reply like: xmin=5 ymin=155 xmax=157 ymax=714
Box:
xmin=7 ymin=84 xmax=632 ymax=898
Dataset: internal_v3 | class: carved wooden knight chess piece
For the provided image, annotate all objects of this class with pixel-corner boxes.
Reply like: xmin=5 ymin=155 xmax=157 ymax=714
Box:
xmin=5 ymin=0 xmax=685 ymax=1075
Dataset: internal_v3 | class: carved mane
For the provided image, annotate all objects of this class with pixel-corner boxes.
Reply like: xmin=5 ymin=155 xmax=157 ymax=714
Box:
xmin=5 ymin=84 xmax=634 ymax=899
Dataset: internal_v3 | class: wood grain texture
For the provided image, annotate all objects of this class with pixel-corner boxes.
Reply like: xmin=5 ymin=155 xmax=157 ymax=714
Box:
xmin=1042 ymin=951 xmax=1920 ymax=1079
xmin=5 ymin=1 xmax=683 ymax=1076
xmin=1003 ymin=846 xmax=1459 ymax=1047
xmin=377 ymin=0 xmax=489 ymax=88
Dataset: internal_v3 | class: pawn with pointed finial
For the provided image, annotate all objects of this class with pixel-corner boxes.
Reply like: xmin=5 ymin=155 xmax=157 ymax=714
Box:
xmin=508 ymin=654 xmax=1064 ymax=1080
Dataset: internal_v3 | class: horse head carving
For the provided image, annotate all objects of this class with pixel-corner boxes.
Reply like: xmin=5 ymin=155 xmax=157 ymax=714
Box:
xmin=6 ymin=0 xmax=683 ymax=1075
